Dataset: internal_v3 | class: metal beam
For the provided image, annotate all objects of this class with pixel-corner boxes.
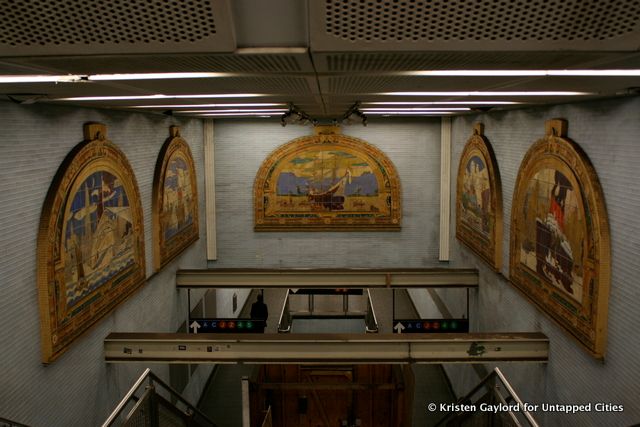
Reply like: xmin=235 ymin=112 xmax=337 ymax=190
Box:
xmin=176 ymin=268 xmax=479 ymax=289
xmin=104 ymin=332 xmax=547 ymax=364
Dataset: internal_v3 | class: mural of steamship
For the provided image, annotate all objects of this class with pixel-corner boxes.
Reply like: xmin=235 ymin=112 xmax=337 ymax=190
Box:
xmin=533 ymin=170 xmax=576 ymax=295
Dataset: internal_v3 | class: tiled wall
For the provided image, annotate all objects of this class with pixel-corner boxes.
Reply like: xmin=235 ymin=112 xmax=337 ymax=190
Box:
xmin=440 ymin=96 xmax=640 ymax=426
xmin=209 ymin=118 xmax=443 ymax=269
xmin=0 ymin=101 xmax=209 ymax=426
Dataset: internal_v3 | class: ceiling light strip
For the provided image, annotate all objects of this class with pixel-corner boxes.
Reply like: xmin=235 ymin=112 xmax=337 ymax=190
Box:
xmin=365 ymin=111 xmax=458 ymax=115
xmin=195 ymin=112 xmax=279 ymax=117
xmin=362 ymin=107 xmax=470 ymax=112
xmin=88 ymin=72 xmax=231 ymax=81
xmin=364 ymin=101 xmax=521 ymax=105
xmin=380 ymin=91 xmax=592 ymax=96
xmin=131 ymin=103 xmax=287 ymax=108
xmin=55 ymin=94 xmax=267 ymax=101
xmin=173 ymin=109 xmax=288 ymax=114
xmin=2 ymin=69 xmax=639 ymax=84
xmin=0 ymin=75 xmax=84 ymax=83
xmin=404 ymin=69 xmax=640 ymax=77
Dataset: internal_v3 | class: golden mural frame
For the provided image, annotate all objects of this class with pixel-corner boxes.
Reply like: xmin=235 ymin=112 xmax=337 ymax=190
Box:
xmin=456 ymin=123 xmax=503 ymax=271
xmin=509 ymin=119 xmax=611 ymax=358
xmin=152 ymin=126 xmax=199 ymax=270
xmin=37 ymin=123 xmax=146 ymax=363
xmin=254 ymin=126 xmax=401 ymax=231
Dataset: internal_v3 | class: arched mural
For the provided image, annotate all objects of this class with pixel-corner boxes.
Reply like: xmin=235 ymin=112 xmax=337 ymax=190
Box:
xmin=254 ymin=126 xmax=401 ymax=231
xmin=152 ymin=125 xmax=199 ymax=270
xmin=510 ymin=119 xmax=610 ymax=358
xmin=456 ymin=123 xmax=503 ymax=270
xmin=37 ymin=123 xmax=145 ymax=363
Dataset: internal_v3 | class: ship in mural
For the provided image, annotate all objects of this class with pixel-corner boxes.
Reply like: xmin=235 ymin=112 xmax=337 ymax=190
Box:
xmin=63 ymin=171 xmax=135 ymax=308
xmin=255 ymin=129 xmax=401 ymax=230
xmin=161 ymin=156 xmax=195 ymax=240
xmin=520 ymin=169 xmax=583 ymax=301
xmin=275 ymin=150 xmax=381 ymax=213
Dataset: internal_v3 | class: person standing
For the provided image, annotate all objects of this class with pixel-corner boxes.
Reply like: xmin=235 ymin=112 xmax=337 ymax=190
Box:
xmin=250 ymin=293 xmax=268 ymax=332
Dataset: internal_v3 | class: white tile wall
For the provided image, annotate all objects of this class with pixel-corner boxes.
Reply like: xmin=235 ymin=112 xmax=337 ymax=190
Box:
xmin=0 ymin=101 xmax=208 ymax=426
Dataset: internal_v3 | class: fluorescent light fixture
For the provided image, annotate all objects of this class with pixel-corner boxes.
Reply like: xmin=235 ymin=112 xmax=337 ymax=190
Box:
xmin=364 ymin=111 xmax=458 ymax=115
xmin=404 ymin=69 xmax=640 ymax=77
xmin=88 ymin=72 xmax=230 ymax=81
xmin=380 ymin=91 xmax=592 ymax=96
xmin=174 ymin=109 xmax=287 ymax=114
xmin=236 ymin=47 xmax=308 ymax=55
xmin=364 ymin=101 xmax=521 ymax=105
xmin=362 ymin=107 xmax=470 ymax=112
xmin=131 ymin=103 xmax=287 ymax=108
xmin=0 ymin=75 xmax=84 ymax=83
xmin=55 ymin=94 xmax=266 ymax=101
xmin=195 ymin=112 xmax=277 ymax=117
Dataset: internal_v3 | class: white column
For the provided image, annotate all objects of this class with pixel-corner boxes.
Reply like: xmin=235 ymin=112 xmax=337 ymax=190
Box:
xmin=203 ymin=119 xmax=217 ymax=260
xmin=439 ymin=117 xmax=452 ymax=261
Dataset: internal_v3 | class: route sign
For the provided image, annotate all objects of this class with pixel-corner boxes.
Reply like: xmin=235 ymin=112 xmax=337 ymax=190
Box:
xmin=188 ymin=318 xmax=266 ymax=333
xmin=392 ymin=319 xmax=469 ymax=334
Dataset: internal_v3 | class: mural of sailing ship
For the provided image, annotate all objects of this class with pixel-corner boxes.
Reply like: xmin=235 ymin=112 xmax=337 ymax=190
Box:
xmin=520 ymin=169 xmax=583 ymax=301
xmin=63 ymin=171 xmax=135 ymax=308
xmin=460 ymin=155 xmax=492 ymax=237
xmin=161 ymin=156 xmax=194 ymax=240
xmin=274 ymin=149 xmax=383 ymax=213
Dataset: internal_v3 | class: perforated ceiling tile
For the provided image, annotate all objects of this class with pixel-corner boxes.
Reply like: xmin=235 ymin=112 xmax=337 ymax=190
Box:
xmin=320 ymin=52 xmax=633 ymax=72
xmin=0 ymin=0 xmax=235 ymax=55
xmin=324 ymin=0 xmax=640 ymax=42
xmin=10 ymin=53 xmax=311 ymax=75
xmin=309 ymin=0 xmax=640 ymax=52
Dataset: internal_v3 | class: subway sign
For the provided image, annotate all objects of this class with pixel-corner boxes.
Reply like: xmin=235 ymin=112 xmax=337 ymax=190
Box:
xmin=392 ymin=319 xmax=469 ymax=334
xmin=189 ymin=318 xmax=266 ymax=333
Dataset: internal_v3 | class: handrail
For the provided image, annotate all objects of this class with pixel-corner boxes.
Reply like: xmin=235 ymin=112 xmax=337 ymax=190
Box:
xmin=277 ymin=289 xmax=292 ymax=332
xmin=365 ymin=288 xmax=379 ymax=333
xmin=434 ymin=367 xmax=539 ymax=427
xmin=101 ymin=368 xmax=215 ymax=427
xmin=0 ymin=417 xmax=30 ymax=427
xmin=494 ymin=368 xmax=539 ymax=427
xmin=260 ymin=406 xmax=273 ymax=427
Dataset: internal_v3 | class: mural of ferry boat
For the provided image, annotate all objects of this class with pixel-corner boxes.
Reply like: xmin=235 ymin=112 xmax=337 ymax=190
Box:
xmin=535 ymin=213 xmax=574 ymax=294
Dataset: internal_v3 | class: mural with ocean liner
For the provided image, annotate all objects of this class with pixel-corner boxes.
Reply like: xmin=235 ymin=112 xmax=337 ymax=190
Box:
xmin=456 ymin=123 xmax=503 ymax=270
xmin=510 ymin=119 xmax=610 ymax=358
xmin=37 ymin=123 xmax=145 ymax=363
xmin=152 ymin=125 xmax=199 ymax=270
xmin=254 ymin=126 xmax=401 ymax=231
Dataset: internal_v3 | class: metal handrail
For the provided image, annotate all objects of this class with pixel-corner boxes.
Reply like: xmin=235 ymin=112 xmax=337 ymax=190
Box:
xmin=434 ymin=367 xmax=539 ymax=427
xmin=277 ymin=289 xmax=292 ymax=332
xmin=260 ymin=406 xmax=273 ymax=427
xmin=365 ymin=288 xmax=379 ymax=333
xmin=0 ymin=417 xmax=30 ymax=427
xmin=101 ymin=368 xmax=215 ymax=427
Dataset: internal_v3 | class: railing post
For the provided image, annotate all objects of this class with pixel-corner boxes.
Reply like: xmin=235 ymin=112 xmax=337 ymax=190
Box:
xmin=242 ymin=376 xmax=251 ymax=427
xmin=147 ymin=385 xmax=160 ymax=427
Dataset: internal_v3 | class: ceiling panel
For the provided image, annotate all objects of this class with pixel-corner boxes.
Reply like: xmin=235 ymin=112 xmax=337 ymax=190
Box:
xmin=313 ymin=52 xmax=640 ymax=73
xmin=2 ymin=53 xmax=314 ymax=75
xmin=1 ymin=0 xmax=639 ymax=119
xmin=0 ymin=0 xmax=236 ymax=56
xmin=309 ymin=0 xmax=640 ymax=51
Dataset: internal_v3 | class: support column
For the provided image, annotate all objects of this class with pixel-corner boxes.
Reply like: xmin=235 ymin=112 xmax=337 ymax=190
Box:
xmin=203 ymin=119 xmax=217 ymax=260
xmin=439 ymin=117 xmax=452 ymax=261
